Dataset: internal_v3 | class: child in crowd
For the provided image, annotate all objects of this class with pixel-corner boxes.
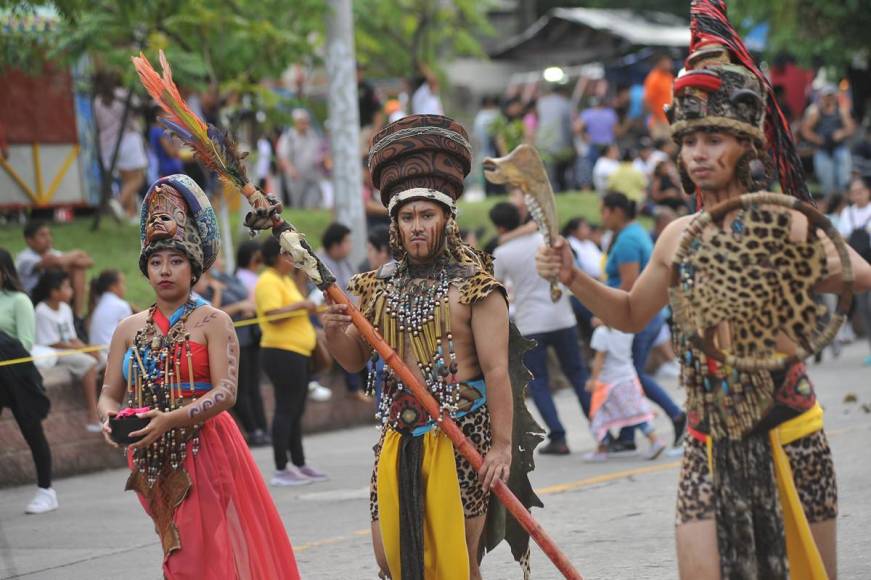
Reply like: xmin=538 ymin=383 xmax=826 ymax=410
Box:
xmin=584 ymin=323 xmax=665 ymax=462
xmin=32 ymin=270 xmax=101 ymax=432
xmin=87 ymin=269 xmax=133 ymax=357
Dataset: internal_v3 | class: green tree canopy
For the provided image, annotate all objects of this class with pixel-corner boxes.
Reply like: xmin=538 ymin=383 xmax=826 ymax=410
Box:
xmin=2 ymin=0 xmax=325 ymax=91
xmin=729 ymin=0 xmax=871 ymax=72
xmin=353 ymin=0 xmax=492 ymax=78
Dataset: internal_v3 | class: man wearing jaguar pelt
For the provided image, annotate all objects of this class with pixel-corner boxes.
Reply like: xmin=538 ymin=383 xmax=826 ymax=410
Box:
xmin=536 ymin=1 xmax=871 ymax=578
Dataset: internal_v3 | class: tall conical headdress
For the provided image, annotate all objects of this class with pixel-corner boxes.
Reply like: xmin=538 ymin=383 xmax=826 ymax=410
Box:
xmin=671 ymin=0 xmax=811 ymax=202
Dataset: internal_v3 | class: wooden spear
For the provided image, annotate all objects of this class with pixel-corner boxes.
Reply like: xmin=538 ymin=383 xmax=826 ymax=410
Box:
xmin=247 ymin=191 xmax=582 ymax=580
xmin=131 ymin=50 xmax=581 ymax=576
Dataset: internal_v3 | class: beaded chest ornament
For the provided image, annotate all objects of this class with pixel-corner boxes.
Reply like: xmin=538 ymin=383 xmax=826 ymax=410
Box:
xmin=127 ymin=300 xmax=202 ymax=487
xmin=367 ymin=262 xmax=461 ymax=430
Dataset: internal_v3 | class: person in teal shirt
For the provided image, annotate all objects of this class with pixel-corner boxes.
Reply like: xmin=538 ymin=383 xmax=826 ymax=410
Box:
xmin=600 ymin=193 xmax=686 ymax=449
xmin=0 ymin=248 xmax=56 ymax=514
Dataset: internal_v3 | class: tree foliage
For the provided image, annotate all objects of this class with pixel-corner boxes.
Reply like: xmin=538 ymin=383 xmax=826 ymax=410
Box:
xmin=2 ymin=0 xmax=325 ymax=91
xmin=728 ymin=0 xmax=871 ymax=71
xmin=353 ymin=0 xmax=492 ymax=78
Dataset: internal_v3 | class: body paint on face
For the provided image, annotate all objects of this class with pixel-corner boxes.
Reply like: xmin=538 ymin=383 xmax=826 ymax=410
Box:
xmin=680 ymin=130 xmax=746 ymax=196
xmin=396 ymin=200 xmax=449 ymax=263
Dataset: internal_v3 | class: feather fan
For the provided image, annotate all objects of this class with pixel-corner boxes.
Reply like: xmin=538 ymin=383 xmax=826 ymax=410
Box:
xmin=131 ymin=50 xmax=250 ymax=191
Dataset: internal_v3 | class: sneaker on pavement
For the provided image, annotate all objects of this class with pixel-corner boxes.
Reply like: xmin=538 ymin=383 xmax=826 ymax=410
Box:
xmin=864 ymin=355 xmax=871 ymax=367
xmin=108 ymin=198 xmax=125 ymax=220
xmin=25 ymin=487 xmax=58 ymax=514
xmin=645 ymin=440 xmax=666 ymax=460
xmin=297 ymin=464 xmax=329 ymax=482
xmin=248 ymin=429 xmax=271 ymax=447
xmin=308 ymin=381 xmax=332 ymax=402
xmin=270 ymin=468 xmax=312 ymax=487
xmin=582 ymin=451 xmax=608 ymax=463
xmin=538 ymin=440 xmax=570 ymax=455
xmin=665 ymin=445 xmax=685 ymax=458
xmin=671 ymin=413 xmax=687 ymax=447
xmin=607 ymin=440 xmax=638 ymax=454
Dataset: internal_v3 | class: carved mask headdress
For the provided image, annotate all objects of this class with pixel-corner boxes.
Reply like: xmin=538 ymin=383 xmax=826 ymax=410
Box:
xmin=139 ymin=174 xmax=220 ymax=283
xmin=669 ymin=0 xmax=811 ymax=204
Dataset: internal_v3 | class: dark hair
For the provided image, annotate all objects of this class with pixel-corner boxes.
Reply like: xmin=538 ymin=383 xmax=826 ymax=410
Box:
xmin=236 ymin=239 xmax=262 ymax=270
xmin=489 ymin=202 xmax=521 ymax=231
xmin=823 ymin=193 xmax=844 ymax=216
xmin=23 ymin=220 xmax=48 ymax=240
xmin=602 ymin=191 xmax=637 ymax=220
xmin=322 ymin=222 xmax=351 ymax=250
xmin=261 ymin=236 xmax=282 ymax=267
xmin=620 ymin=148 xmax=635 ymax=162
xmin=367 ymin=225 xmax=390 ymax=252
xmin=853 ymin=174 xmax=871 ymax=192
xmin=561 ymin=217 xmax=588 ymax=238
xmin=0 ymin=248 xmax=24 ymax=293
xmin=31 ymin=269 xmax=69 ymax=306
xmin=88 ymin=269 xmax=121 ymax=316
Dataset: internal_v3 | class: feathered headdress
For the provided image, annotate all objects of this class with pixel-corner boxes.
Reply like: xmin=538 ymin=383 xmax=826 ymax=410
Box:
xmin=686 ymin=0 xmax=811 ymax=203
xmin=132 ymin=51 xmax=251 ymax=193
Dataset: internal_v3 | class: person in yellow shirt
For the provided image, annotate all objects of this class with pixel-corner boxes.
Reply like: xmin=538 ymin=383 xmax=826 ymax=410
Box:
xmin=255 ymin=236 xmax=327 ymax=486
xmin=606 ymin=149 xmax=648 ymax=203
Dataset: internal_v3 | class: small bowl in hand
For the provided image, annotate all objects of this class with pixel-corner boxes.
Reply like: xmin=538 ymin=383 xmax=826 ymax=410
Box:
xmin=109 ymin=415 xmax=151 ymax=445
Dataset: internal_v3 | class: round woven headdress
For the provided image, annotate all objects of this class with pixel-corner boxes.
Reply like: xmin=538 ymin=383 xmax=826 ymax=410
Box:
xmin=139 ymin=174 xmax=220 ymax=281
xmin=368 ymin=114 xmax=472 ymax=210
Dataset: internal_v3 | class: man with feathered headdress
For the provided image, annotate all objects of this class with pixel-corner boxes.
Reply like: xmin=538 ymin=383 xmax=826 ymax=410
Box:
xmin=323 ymin=114 xmax=543 ymax=580
xmin=536 ymin=1 xmax=871 ymax=578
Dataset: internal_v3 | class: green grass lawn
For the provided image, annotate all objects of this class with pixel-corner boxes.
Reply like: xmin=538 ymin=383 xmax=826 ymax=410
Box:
xmin=0 ymin=191 xmax=604 ymax=307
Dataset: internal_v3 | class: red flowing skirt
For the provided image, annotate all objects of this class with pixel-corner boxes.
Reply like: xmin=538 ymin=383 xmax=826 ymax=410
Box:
xmin=130 ymin=412 xmax=300 ymax=580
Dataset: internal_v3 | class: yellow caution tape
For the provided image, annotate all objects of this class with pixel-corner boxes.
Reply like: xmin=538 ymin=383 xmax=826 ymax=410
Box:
xmin=0 ymin=306 xmax=328 ymax=368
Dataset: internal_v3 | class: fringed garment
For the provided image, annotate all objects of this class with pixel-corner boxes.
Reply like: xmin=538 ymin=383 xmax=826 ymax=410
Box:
xmin=349 ymin=255 xmax=544 ymax=580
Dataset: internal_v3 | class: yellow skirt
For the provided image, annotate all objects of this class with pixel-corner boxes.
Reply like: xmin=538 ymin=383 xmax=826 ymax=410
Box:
xmin=377 ymin=428 xmax=470 ymax=580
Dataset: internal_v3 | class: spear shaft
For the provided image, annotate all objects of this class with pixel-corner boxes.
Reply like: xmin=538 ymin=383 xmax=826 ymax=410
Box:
xmin=259 ymin=208 xmax=582 ymax=580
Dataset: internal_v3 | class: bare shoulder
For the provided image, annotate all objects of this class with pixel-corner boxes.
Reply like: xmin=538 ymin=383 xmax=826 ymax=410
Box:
xmin=785 ymin=207 xmax=812 ymax=242
xmin=190 ymin=304 xmax=233 ymax=332
xmin=469 ymin=287 xmax=508 ymax=318
xmin=115 ymin=311 xmax=148 ymax=339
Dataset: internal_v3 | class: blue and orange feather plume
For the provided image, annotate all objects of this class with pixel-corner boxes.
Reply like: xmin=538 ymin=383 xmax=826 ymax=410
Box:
xmin=132 ymin=50 xmax=250 ymax=191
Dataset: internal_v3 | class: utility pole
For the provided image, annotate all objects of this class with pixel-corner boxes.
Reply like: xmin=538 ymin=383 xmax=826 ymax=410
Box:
xmin=325 ymin=0 xmax=366 ymax=267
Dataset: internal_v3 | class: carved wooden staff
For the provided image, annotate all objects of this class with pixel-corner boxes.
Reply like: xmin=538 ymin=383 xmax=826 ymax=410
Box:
xmin=134 ymin=49 xmax=582 ymax=580
xmin=264 ymin=207 xmax=582 ymax=580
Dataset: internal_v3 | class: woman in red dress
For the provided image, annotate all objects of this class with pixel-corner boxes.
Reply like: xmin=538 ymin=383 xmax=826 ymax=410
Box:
xmin=97 ymin=174 xmax=300 ymax=579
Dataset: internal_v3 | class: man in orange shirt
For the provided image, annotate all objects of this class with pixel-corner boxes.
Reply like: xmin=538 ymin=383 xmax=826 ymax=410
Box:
xmin=644 ymin=54 xmax=675 ymax=140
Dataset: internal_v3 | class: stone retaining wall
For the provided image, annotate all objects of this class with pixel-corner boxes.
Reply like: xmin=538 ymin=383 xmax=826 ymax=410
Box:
xmin=0 ymin=365 xmax=375 ymax=487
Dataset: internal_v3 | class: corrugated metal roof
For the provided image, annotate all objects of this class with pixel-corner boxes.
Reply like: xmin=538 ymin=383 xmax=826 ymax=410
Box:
xmin=551 ymin=8 xmax=689 ymax=47
xmin=492 ymin=7 xmax=689 ymax=59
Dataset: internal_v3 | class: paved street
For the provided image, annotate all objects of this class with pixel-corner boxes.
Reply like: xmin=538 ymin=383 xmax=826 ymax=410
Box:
xmin=1 ymin=343 xmax=869 ymax=580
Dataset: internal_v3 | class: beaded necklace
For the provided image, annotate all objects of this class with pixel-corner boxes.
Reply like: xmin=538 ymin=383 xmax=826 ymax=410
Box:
xmin=127 ymin=299 xmax=202 ymax=486
xmin=368 ymin=258 xmax=460 ymax=428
